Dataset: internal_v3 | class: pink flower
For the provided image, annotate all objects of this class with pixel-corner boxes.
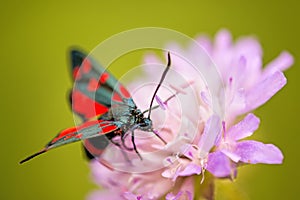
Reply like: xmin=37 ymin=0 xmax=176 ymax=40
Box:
xmin=88 ymin=29 xmax=293 ymax=199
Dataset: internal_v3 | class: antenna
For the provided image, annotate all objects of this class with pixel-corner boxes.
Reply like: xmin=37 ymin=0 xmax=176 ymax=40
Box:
xmin=147 ymin=52 xmax=171 ymax=119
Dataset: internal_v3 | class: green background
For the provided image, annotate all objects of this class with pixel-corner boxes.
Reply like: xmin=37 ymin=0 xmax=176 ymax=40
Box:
xmin=1 ymin=1 xmax=299 ymax=199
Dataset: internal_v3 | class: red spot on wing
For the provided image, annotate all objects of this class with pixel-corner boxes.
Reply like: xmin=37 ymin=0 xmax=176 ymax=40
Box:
xmin=112 ymin=92 xmax=122 ymax=102
xmin=75 ymin=133 xmax=83 ymax=139
xmin=112 ymin=84 xmax=131 ymax=102
xmin=73 ymin=66 xmax=81 ymax=79
xmin=100 ymin=72 xmax=110 ymax=84
xmin=82 ymin=58 xmax=92 ymax=73
xmin=87 ymin=78 xmax=99 ymax=92
xmin=72 ymin=90 xmax=109 ymax=118
xmin=64 ymin=133 xmax=76 ymax=140
xmin=119 ymin=84 xmax=131 ymax=98
xmin=100 ymin=124 xmax=118 ymax=134
xmin=51 ymin=127 xmax=77 ymax=143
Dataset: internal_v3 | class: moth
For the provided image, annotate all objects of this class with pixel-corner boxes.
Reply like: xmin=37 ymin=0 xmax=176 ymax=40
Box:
xmin=20 ymin=50 xmax=171 ymax=163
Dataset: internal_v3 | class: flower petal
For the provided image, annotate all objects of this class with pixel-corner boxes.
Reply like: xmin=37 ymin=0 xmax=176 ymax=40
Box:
xmin=228 ymin=56 xmax=247 ymax=88
xmin=198 ymin=115 xmax=221 ymax=158
xmin=235 ymin=140 xmax=284 ymax=164
xmin=221 ymin=149 xmax=241 ymax=163
xmin=227 ymin=88 xmax=246 ymax=117
xmin=179 ymin=163 xmax=202 ymax=176
xmin=244 ymin=71 xmax=287 ymax=112
xmin=234 ymin=37 xmax=262 ymax=58
xmin=227 ymin=113 xmax=260 ymax=140
xmin=206 ymin=151 xmax=232 ymax=177
xmin=196 ymin=35 xmax=213 ymax=54
xmin=180 ymin=144 xmax=197 ymax=160
xmin=215 ymin=29 xmax=232 ymax=51
xmin=264 ymin=51 xmax=294 ymax=75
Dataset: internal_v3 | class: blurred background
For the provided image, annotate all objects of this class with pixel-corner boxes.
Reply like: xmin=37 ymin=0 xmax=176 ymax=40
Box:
xmin=1 ymin=0 xmax=299 ymax=199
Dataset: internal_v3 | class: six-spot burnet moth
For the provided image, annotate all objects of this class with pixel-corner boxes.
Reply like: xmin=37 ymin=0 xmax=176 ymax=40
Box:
xmin=20 ymin=50 xmax=173 ymax=164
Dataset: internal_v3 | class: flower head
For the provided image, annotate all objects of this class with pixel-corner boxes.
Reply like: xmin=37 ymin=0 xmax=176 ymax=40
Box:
xmin=88 ymin=29 xmax=292 ymax=199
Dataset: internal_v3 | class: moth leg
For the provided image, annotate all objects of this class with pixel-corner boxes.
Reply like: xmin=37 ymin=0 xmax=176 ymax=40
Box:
xmin=110 ymin=138 xmax=121 ymax=147
xmin=121 ymin=133 xmax=134 ymax=151
xmin=131 ymin=130 xmax=142 ymax=160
